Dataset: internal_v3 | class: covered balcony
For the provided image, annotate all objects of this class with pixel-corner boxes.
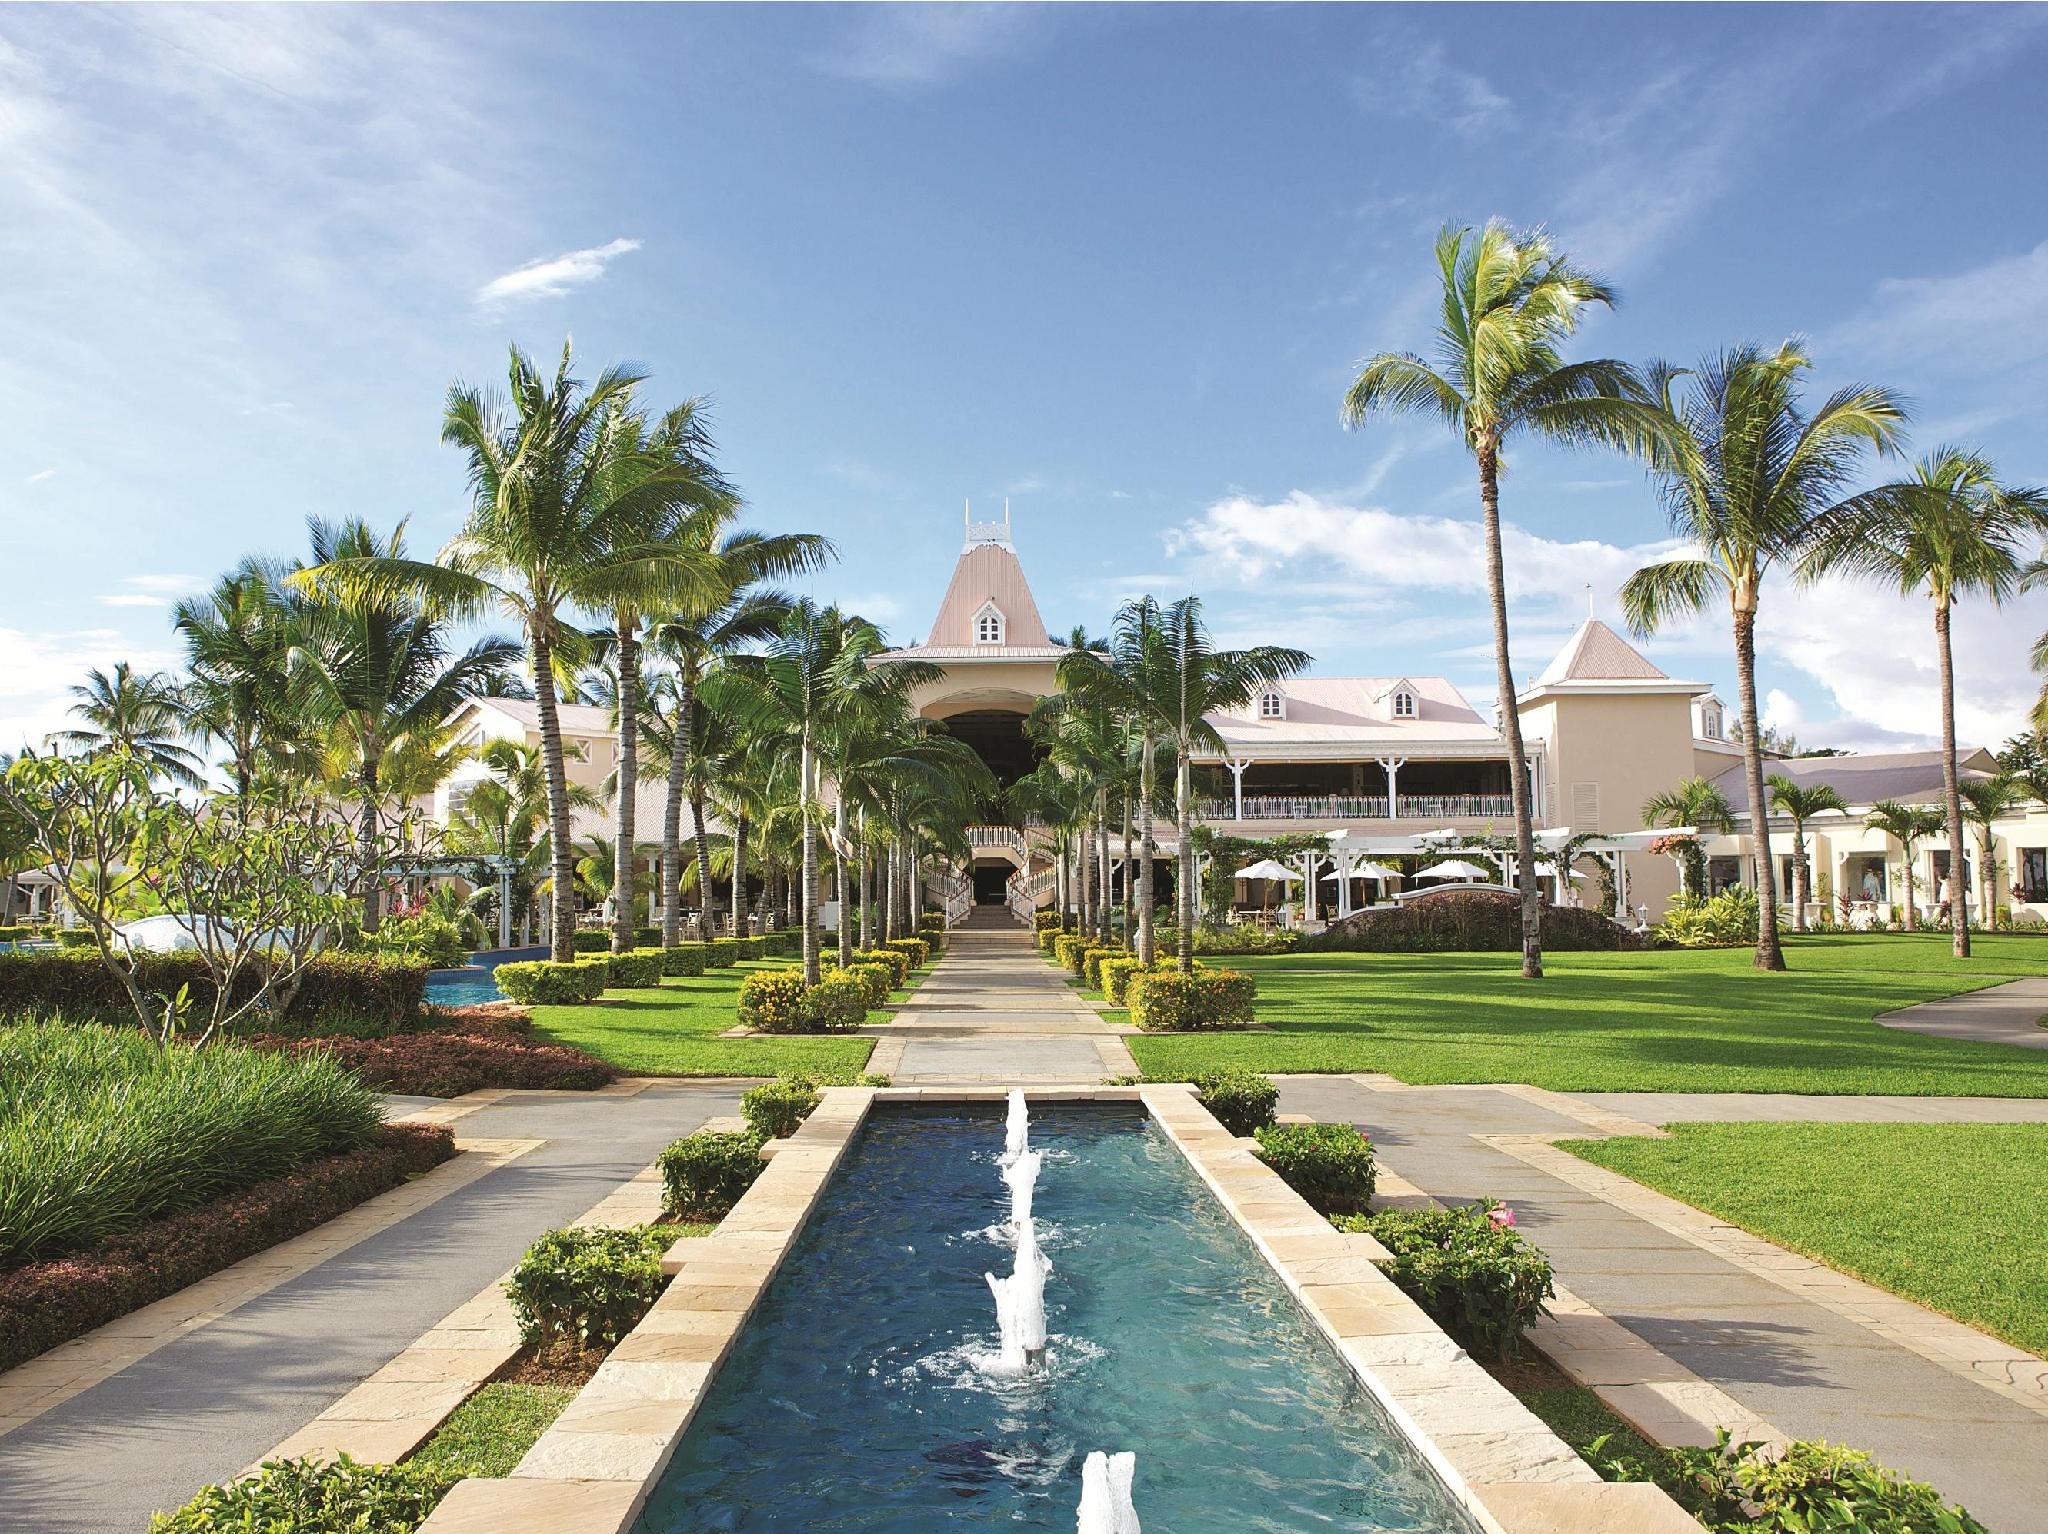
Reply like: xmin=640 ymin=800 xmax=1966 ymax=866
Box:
xmin=1194 ymin=757 xmax=1516 ymax=824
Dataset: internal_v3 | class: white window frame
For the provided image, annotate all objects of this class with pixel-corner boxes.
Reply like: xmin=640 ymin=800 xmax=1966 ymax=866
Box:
xmin=1391 ymin=689 xmax=1417 ymax=719
xmin=1258 ymin=690 xmax=1285 ymax=720
xmin=972 ymin=602 xmax=1005 ymax=645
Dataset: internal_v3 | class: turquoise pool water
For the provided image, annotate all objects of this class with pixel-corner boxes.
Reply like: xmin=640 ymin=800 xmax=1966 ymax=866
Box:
xmin=423 ymin=967 xmax=506 ymax=1006
xmin=635 ymin=1103 xmax=1478 ymax=1533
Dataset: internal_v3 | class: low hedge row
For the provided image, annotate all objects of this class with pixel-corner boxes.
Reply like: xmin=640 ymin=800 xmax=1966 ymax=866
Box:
xmin=255 ymin=1027 xmax=617 ymax=1097
xmin=741 ymin=1074 xmax=822 ymax=1138
xmin=0 ymin=1123 xmax=454 ymax=1373
xmin=1082 ymin=944 xmax=1129 ymax=989
xmin=1306 ymin=890 xmax=1639 ymax=953
xmin=851 ymin=946 xmax=911 ymax=989
xmin=493 ymin=958 xmax=610 ymax=1004
xmin=884 ymin=936 xmax=929 ymax=970
xmin=1127 ymin=967 xmax=1256 ymax=1031
xmin=736 ymin=966 xmax=873 ymax=1033
xmin=1254 ymin=1122 xmax=1376 ymax=1214
xmin=603 ymin=949 xmax=665 ymax=988
xmin=661 ymin=943 xmax=708 ymax=977
xmin=707 ymin=938 xmax=742 ymax=968
xmin=504 ymin=1223 xmax=674 ymax=1352
xmin=1192 ymin=1068 xmax=1279 ymax=1136
xmin=0 ymin=950 xmax=429 ymax=1037
xmin=1338 ymin=1201 xmax=1555 ymax=1361
xmin=151 ymin=1454 xmax=456 ymax=1534
xmin=660 ymin=1128 xmax=766 ymax=1220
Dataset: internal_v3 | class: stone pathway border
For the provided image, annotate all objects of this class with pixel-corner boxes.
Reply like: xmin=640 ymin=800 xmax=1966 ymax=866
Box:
xmin=0 ymin=1134 xmax=540 ymax=1443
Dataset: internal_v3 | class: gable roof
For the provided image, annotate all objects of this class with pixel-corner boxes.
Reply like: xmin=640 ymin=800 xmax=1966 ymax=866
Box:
xmin=1709 ymin=746 xmax=2001 ymax=814
xmin=1203 ymin=676 xmax=1504 ymax=753
xmin=1536 ymin=619 xmax=1668 ymax=685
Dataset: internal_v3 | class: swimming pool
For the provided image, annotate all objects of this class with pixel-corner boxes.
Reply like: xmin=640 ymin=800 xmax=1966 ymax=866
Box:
xmin=423 ymin=967 xmax=508 ymax=1006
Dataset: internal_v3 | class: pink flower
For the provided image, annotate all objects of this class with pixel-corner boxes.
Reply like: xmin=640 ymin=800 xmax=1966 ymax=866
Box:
xmin=1486 ymin=1204 xmax=1515 ymax=1228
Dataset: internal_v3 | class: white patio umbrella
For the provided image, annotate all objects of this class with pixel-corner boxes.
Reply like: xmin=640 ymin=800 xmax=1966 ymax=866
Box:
xmin=1532 ymin=862 xmax=1583 ymax=880
xmin=1322 ymin=860 xmax=1400 ymax=881
xmin=1416 ymin=858 xmax=1493 ymax=882
xmin=1234 ymin=859 xmax=1301 ymax=882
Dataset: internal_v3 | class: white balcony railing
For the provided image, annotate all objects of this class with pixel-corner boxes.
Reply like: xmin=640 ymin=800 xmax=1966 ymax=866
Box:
xmin=1199 ymin=792 xmax=1514 ymax=822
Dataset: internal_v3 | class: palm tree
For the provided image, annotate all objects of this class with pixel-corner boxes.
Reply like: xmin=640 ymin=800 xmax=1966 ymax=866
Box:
xmin=1640 ymin=776 xmax=1736 ymax=897
xmin=1621 ymin=342 xmax=1910 ymax=970
xmin=445 ymin=739 xmax=599 ymax=944
xmin=290 ymin=517 xmax=517 ymax=931
xmin=1958 ymin=774 xmax=2026 ymax=931
xmin=174 ymin=563 xmax=299 ymax=800
xmin=1804 ymin=448 xmax=2048 ymax=957
xmin=1864 ymin=799 xmax=1944 ymax=931
xmin=1343 ymin=221 xmax=1670 ymax=979
xmin=646 ymin=523 xmax=831 ymax=945
xmin=1766 ymin=776 xmax=1846 ymax=932
xmin=51 ymin=662 xmax=205 ymax=786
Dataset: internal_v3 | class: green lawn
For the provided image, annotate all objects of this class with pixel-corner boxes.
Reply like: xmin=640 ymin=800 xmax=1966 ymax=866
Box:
xmin=409 ymin=1382 xmax=576 ymax=1479
xmin=1126 ymin=933 xmax=2048 ymax=1095
xmin=1564 ymin=1122 xmax=2048 ymax=1358
xmin=527 ymin=960 xmax=883 ymax=1078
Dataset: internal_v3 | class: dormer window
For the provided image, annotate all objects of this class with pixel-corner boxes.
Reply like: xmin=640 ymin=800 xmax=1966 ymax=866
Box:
xmin=1258 ymin=689 xmax=1285 ymax=720
xmin=972 ymin=602 xmax=1005 ymax=645
xmin=1700 ymin=701 xmax=1724 ymax=740
xmin=1392 ymin=689 xmax=1417 ymax=719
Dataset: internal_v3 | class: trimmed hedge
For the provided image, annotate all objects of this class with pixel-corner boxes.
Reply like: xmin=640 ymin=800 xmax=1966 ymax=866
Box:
xmin=806 ymin=970 xmax=873 ymax=1029
xmin=493 ymin=959 xmax=609 ymax=1005
xmin=1306 ymin=889 xmax=1639 ymax=953
xmin=1192 ymin=1068 xmax=1279 ymax=1136
xmin=0 ymin=950 xmax=428 ymax=1037
xmin=738 ymin=967 xmax=811 ymax=1032
xmin=1127 ymin=967 xmax=1256 ymax=1031
xmin=1254 ymin=1122 xmax=1376 ymax=1214
xmin=851 ymin=946 xmax=911 ymax=989
xmin=761 ymin=930 xmax=795 ymax=958
xmin=741 ymin=935 xmax=771 ymax=959
xmin=1340 ymin=1201 xmax=1554 ymax=1361
xmin=572 ymin=931 xmax=610 ymax=954
xmin=660 ymin=942 xmax=708 ymax=978
xmin=1082 ymin=945 xmax=1129 ymax=989
xmin=1032 ymin=910 xmax=1062 ymax=932
xmin=505 ymin=1223 xmax=674 ymax=1351
xmin=1 ymin=1123 xmax=453 ymax=1373
xmin=706 ymin=938 xmax=742 ymax=968
xmin=659 ymin=1128 xmax=766 ymax=1220
xmin=742 ymin=1074 xmax=822 ymax=1138
xmin=1036 ymin=926 xmax=1062 ymax=955
xmin=884 ymin=936 xmax=929 ymax=970
xmin=150 ymin=1454 xmax=457 ymax=1534
xmin=257 ymin=1027 xmax=616 ymax=1097
xmin=603 ymin=949 xmax=665 ymax=988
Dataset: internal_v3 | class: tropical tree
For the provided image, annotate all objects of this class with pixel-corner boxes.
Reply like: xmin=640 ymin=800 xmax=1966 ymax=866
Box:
xmin=645 ymin=522 xmax=830 ymax=945
xmin=1343 ymin=220 xmax=1670 ymax=979
xmin=289 ymin=517 xmax=517 ymax=931
xmin=173 ymin=563 xmax=300 ymax=799
xmin=1766 ymin=775 xmax=1846 ymax=932
xmin=1640 ymin=776 xmax=1735 ymax=897
xmin=1864 ymin=799 xmax=1944 ymax=931
xmin=50 ymin=662 xmax=205 ymax=787
xmin=444 ymin=739 xmax=598 ymax=944
xmin=1958 ymin=774 xmax=2026 ymax=930
xmin=1621 ymin=342 xmax=1910 ymax=970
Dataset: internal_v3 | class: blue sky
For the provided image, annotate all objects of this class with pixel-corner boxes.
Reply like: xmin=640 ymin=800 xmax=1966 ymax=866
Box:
xmin=4 ymin=3 xmax=2046 ymax=756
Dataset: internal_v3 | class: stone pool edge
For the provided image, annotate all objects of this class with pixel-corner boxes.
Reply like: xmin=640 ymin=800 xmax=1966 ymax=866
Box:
xmin=420 ymin=1085 xmax=1696 ymax=1534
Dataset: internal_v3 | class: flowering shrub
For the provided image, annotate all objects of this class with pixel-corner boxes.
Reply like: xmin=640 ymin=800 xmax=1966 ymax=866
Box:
xmin=493 ymin=959 xmax=609 ymax=1005
xmin=505 ymin=1223 xmax=674 ymax=1352
xmin=741 ymin=1074 xmax=822 ymax=1139
xmin=1127 ymin=968 xmax=1257 ymax=1031
xmin=149 ymin=1454 xmax=458 ymax=1534
xmin=1340 ymin=1200 xmax=1555 ymax=1360
xmin=1032 ymin=910 xmax=1062 ymax=932
xmin=1053 ymin=932 xmax=1092 ymax=973
xmin=659 ymin=1128 xmax=766 ymax=1219
xmin=737 ymin=967 xmax=810 ymax=1032
xmin=1 ymin=1123 xmax=452 ymax=1374
xmin=1653 ymin=888 xmax=1762 ymax=949
xmin=660 ymin=943 xmax=709 ymax=978
xmin=1081 ymin=945 xmax=1129 ymax=989
xmin=1192 ymin=1068 xmax=1279 ymax=1136
xmin=1036 ymin=926 xmax=1063 ymax=954
xmin=1306 ymin=890 xmax=1638 ymax=953
xmin=1253 ymin=1122 xmax=1376 ymax=1213
xmin=851 ymin=946 xmax=911 ymax=988
xmin=809 ymin=969 xmax=878 ymax=1026
xmin=1099 ymin=955 xmax=1148 ymax=1006
xmin=602 ymin=949 xmax=665 ymax=988
xmin=258 ymin=1028 xmax=616 ymax=1096
xmin=884 ymin=936 xmax=929 ymax=970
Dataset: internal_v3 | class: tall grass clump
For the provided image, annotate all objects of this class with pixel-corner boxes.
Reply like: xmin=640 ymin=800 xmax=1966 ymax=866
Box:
xmin=0 ymin=1021 xmax=382 ymax=1267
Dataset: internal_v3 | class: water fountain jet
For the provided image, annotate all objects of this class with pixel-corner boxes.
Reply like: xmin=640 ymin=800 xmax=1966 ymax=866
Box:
xmin=1000 ymin=1086 xmax=1029 ymax=1166
xmin=1076 ymin=1450 xmax=1141 ymax=1533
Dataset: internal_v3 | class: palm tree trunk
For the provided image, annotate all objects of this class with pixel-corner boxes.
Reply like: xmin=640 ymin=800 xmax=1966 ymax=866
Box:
xmin=1477 ymin=443 xmax=1543 ymax=980
xmin=858 ymin=815 xmax=873 ymax=949
xmin=531 ymin=629 xmax=577 ymax=964
xmin=1176 ymin=750 xmax=1195 ymax=974
xmin=356 ymin=761 xmax=382 ymax=935
xmin=1096 ymin=802 xmax=1110 ymax=943
xmin=692 ymin=781 xmax=717 ymax=940
xmin=1138 ymin=729 xmax=1155 ymax=964
xmin=799 ymin=734 xmax=819 ymax=985
xmin=834 ymin=796 xmax=851 ymax=966
xmin=1121 ymin=797 xmax=1134 ymax=948
xmin=731 ymin=811 xmax=748 ymax=938
xmin=1902 ymin=844 xmax=1919 ymax=931
xmin=612 ymin=622 xmax=639 ymax=955
xmin=1731 ymin=595 xmax=1786 ymax=970
xmin=660 ymin=672 xmax=691 ymax=947
xmin=1790 ymin=821 xmax=1808 ymax=933
xmin=1935 ymin=599 xmax=1971 ymax=957
xmin=1979 ymin=828 xmax=1998 ymax=931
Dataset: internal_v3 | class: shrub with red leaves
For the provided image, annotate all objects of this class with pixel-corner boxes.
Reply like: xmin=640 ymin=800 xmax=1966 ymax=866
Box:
xmin=255 ymin=1027 xmax=617 ymax=1098
xmin=0 ymin=1123 xmax=453 ymax=1373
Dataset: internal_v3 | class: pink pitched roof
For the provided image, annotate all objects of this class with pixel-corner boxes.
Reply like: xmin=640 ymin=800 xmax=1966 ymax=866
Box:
xmin=885 ymin=539 xmax=1060 ymax=658
xmin=1534 ymin=619 xmax=1668 ymax=685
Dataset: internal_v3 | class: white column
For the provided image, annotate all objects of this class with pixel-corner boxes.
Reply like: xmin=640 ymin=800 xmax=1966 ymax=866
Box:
xmin=1376 ymin=757 xmax=1406 ymax=819
xmin=1227 ymin=756 xmax=1251 ymax=821
xmin=1300 ymin=850 xmax=1317 ymax=925
xmin=1336 ymin=848 xmax=1355 ymax=919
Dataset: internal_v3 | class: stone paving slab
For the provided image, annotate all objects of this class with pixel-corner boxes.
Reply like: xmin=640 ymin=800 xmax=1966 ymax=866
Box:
xmin=1566 ymin=1090 xmax=2048 ymax=1123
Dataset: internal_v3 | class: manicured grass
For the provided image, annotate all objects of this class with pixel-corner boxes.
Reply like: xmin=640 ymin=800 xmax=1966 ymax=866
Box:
xmin=527 ymin=960 xmax=884 ymax=1077
xmin=1564 ymin=1122 xmax=2048 ymax=1357
xmin=1126 ymin=933 xmax=2048 ymax=1095
xmin=408 ymin=1382 xmax=576 ymax=1479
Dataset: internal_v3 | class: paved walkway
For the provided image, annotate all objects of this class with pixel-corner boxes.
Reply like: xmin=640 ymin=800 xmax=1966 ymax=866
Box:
xmin=0 ymin=1081 xmax=739 ymax=1534
xmin=1277 ymin=1075 xmax=2048 ymax=1533
xmin=1878 ymin=975 xmax=2048 ymax=1051
xmin=867 ymin=911 xmax=1137 ymax=1083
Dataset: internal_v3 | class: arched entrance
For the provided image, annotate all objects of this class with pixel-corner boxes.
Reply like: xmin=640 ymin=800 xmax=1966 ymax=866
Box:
xmin=934 ymin=708 xmax=1039 ymax=788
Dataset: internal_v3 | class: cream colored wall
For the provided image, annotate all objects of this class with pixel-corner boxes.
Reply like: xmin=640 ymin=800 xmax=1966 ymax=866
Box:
xmin=908 ymin=660 xmax=1061 ymax=723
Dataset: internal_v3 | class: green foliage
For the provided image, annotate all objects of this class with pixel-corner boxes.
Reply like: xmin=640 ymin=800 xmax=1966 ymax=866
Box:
xmin=739 ymin=935 xmax=771 ymax=959
xmin=1653 ymin=887 xmax=1762 ymax=949
xmin=1081 ymin=944 xmax=1129 ymax=989
xmin=659 ymin=1128 xmax=766 ymax=1219
xmin=493 ymin=959 xmax=609 ymax=1005
xmin=1032 ymin=910 xmax=1062 ymax=932
xmin=706 ymin=937 xmax=742 ymax=968
xmin=0 ymin=951 xmax=428 ymax=1038
xmin=149 ymin=1454 xmax=457 ymax=1534
xmin=1253 ymin=1121 xmax=1376 ymax=1214
xmin=741 ymin=1073 xmax=821 ymax=1138
xmin=571 ymin=931 xmax=610 ymax=954
xmin=1099 ymin=955 xmax=1151 ymax=1006
xmin=504 ymin=1224 xmax=674 ymax=1351
xmin=851 ymin=946 xmax=910 ymax=988
xmin=660 ymin=942 xmax=709 ymax=978
xmin=1053 ymin=931 xmax=1092 ymax=973
xmin=807 ymin=969 xmax=876 ymax=1028
xmin=360 ymin=911 xmax=472 ymax=970
xmin=1036 ymin=926 xmax=1062 ymax=954
xmin=760 ymin=930 xmax=796 ymax=957
xmin=0 ymin=1021 xmax=381 ymax=1266
xmin=408 ymin=1382 xmax=575 ymax=1481
xmin=603 ymin=949 xmax=665 ymax=988
xmin=1306 ymin=891 xmax=1638 ymax=953
xmin=1343 ymin=1201 xmax=1555 ymax=1361
xmin=737 ymin=967 xmax=812 ymax=1032
xmin=1127 ymin=967 xmax=1257 ymax=1031
xmin=1191 ymin=1068 xmax=1279 ymax=1135
xmin=1156 ymin=923 xmax=1302 ymax=955
xmin=884 ymin=936 xmax=929 ymax=969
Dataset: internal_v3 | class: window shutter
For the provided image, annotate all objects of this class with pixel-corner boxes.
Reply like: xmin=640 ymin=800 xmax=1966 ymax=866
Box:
xmin=1570 ymin=781 xmax=1600 ymax=831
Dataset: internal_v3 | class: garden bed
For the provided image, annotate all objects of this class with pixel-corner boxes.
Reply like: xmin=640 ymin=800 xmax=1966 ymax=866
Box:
xmin=253 ymin=1017 xmax=617 ymax=1097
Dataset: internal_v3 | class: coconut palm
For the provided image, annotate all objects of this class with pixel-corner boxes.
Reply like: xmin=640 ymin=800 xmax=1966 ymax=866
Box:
xmin=1864 ymin=799 xmax=1944 ymax=931
xmin=444 ymin=739 xmax=599 ymax=944
xmin=1766 ymin=776 xmax=1846 ymax=932
xmin=1343 ymin=223 xmax=1672 ymax=978
xmin=1640 ymin=776 xmax=1736 ymax=897
xmin=50 ymin=662 xmax=205 ymax=787
xmin=1958 ymin=774 xmax=2026 ymax=930
xmin=1803 ymin=449 xmax=2048 ymax=956
xmin=1621 ymin=342 xmax=1910 ymax=970
xmin=646 ymin=523 xmax=831 ymax=945
xmin=174 ymin=563 xmax=300 ymax=799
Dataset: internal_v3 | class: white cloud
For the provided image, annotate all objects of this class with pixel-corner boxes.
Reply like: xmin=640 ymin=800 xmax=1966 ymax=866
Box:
xmin=1761 ymin=688 xmax=1804 ymax=735
xmin=810 ymin=4 xmax=1039 ymax=87
xmin=473 ymin=237 xmax=642 ymax=308
xmin=98 ymin=593 xmax=169 ymax=609
xmin=0 ymin=625 xmax=180 ymax=755
xmin=1350 ymin=39 xmax=1507 ymax=137
xmin=122 ymin=573 xmax=203 ymax=594
xmin=1831 ymin=240 xmax=2048 ymax=376
xmin=24 ymin=467 xmax=54 ymax=484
